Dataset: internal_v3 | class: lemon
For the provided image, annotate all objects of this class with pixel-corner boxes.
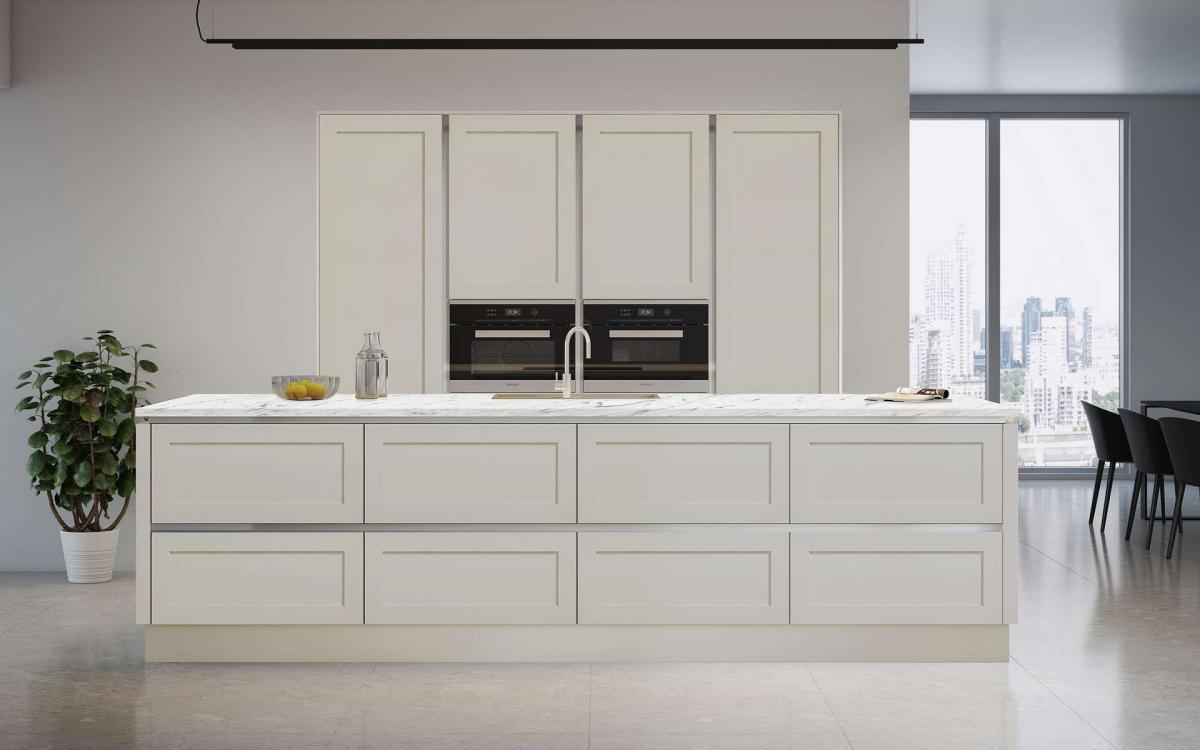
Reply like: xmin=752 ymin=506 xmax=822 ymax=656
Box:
xmin=307 ymin=382 xmax=326 ymax=400
xmin=293 ymin=382 xmax=309 ymax=399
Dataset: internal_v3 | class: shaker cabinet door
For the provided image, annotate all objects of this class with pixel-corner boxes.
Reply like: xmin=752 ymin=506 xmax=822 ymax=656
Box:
xmin=151 ymin=532 xmax=364 ymax=625
xmin=318 ymin=114 xmax=444 ymax=393
xmin=151 ymin=424 xmax=364 ymax=523
xmin=449 ymin=114 xmax=577 ymax=299
xmin=582 ymin=115 xmax=711 ymax=299
xmin=578 ymin=531 xmax=789 ymax=625
xmin=365 ymin=532 xmax=577 ymax=624
xmin=715 ymin=114 xmax=839 ymax=393
xmin=365 ymin=424 xmax=576 ymax=523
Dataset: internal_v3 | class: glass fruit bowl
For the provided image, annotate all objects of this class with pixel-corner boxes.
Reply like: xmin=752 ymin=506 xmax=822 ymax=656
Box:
xmin=271 ymin=375 xmax=339 ymax=401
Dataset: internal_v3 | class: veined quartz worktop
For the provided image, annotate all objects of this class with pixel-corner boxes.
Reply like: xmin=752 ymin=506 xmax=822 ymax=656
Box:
xmin=137 ymin=392 xmax=1019 ymax=422
xmin=136 ymin=392 xmax=1018 ymax=664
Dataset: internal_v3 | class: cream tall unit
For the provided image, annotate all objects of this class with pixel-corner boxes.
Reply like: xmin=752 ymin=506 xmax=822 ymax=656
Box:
xmin=318 ymin=114 xmax=444 ymax=392
xmin=448 ymin=115 xmax=577 ymax=299
xmin=582 ymin=115 xmax=711 ymax=299
xmin=715 ymin=114 xmax=840 ymax=393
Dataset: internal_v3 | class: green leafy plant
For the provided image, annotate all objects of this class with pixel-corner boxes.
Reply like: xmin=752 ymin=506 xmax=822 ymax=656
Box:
xmin=15 ymin=331 xmax=157 ymax=532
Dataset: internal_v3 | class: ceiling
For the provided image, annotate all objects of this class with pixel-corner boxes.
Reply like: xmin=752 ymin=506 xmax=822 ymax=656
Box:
xmin=910 ymin=0 xmax=1200 ymax=94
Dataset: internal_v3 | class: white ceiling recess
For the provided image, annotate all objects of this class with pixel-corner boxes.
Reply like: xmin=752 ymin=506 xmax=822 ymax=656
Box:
xmin=911 ymin=0 xmax=1200 ymax=94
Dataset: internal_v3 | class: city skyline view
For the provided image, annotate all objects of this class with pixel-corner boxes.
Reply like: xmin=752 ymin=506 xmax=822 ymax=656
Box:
xmin=910 ymin=118 xmax=1122 ymax=467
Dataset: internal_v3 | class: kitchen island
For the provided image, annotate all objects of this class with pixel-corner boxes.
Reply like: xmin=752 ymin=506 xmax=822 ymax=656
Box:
xmin=135 ymin=393 xmax=1019 ymax=662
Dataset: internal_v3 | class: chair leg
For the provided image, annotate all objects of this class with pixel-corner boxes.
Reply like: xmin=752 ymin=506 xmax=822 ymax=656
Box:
xmin=1125 ymin=471 xmax=1145 ymax=541
xmin=1174 ymin=477 xmax=1182 ymax=534
xmin=1146 ymin=475 xmax=1165 ymax=549
xmin=1167 ymin=483 xmax=1187 ymax=559
xmin=1089 ymin=461 xmax=1106 ymax=524
xmin=1100 ymin=462 xmax=1117 ymax=532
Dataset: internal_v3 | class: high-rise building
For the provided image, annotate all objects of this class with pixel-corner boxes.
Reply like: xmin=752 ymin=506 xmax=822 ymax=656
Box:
xmin=1081 ymin=307 xmax=1094 ymax=368
xmin=1024 ymin=314 xmax=1071 ymax=429
xmin=979 ymin=325 xmax=1016 ymax=370
xmin=1021 ymin=297 xmax=1042 ymax=367
xmin=1055 ymin=297 xmax=1075 ymax=365
xmin=921 ymin=228 xmax=976 ymax=384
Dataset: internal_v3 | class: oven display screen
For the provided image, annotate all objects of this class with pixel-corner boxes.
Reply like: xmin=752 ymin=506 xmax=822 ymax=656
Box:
xmin=637 ymin=307 xmax=654 ymax=317
xmin=504 ymin=307 xmax=522 ymax=317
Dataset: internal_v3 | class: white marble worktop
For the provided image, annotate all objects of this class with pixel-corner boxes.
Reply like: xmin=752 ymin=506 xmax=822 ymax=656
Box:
xmin=137 ymin=392 xmax=1019 ymax=422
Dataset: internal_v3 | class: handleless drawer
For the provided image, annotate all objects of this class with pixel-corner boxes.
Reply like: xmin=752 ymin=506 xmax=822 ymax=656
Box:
xmin=578 ymin=531 xmax=789 ymax=624
xmin=365 ymin=424 xmax=576 ymax=523
xmin=790 ymin=424 xmax=1003 ymax=523
xmin=790 ymin=530 xmax=1002 ymax=625
xmin=151 ymin=424 xmax=364 ymax=523
xmin=578 ymin=424 xmax=789 ymax=522
xmin=365 ymin=532 xmax=576 ymax=624
xmin=151 ymin=532 xmax=364 ymax=625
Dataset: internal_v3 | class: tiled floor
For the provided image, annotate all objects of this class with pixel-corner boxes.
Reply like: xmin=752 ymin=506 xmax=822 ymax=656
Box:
xmin=2 ymin=479 xmax=1199 ymax=749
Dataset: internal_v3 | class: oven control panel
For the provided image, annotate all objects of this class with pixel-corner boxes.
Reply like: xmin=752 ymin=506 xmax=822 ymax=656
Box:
xmin=584 ymin=303 xmax=708 ymax=325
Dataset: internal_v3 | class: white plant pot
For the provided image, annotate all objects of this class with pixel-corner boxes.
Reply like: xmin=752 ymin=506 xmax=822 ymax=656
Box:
xmin=60 ymin=529 xmax=119 ymax=584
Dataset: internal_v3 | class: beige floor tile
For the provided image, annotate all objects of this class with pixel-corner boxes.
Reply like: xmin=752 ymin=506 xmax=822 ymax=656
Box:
xmin=590 ymin=733 xmax=853 ymax=750
xmin=589 ymin=663 xmax=838 ymax=737
xmin=338 ymin=663 xmax=590 ymax=735
xmin=327 ymin=733 xmax=590 ymax=749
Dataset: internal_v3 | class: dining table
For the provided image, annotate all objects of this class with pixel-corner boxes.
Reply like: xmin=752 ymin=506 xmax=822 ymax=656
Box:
xmin=1140 ymin=400 xmax=1200 ymax=416
xmin=1138 ymin=400 xmax=1200 ymax=521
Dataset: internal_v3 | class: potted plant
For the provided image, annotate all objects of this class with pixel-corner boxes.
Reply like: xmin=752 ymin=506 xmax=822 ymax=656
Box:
xmin=15 ymin=331 xmax=157 ymax=583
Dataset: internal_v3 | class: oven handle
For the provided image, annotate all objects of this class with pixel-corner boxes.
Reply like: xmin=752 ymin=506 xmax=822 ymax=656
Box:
xmin=473 ymin=330 xmax=552 ymax=339
xmin=607 ymin=330 xmax=685 ymax=339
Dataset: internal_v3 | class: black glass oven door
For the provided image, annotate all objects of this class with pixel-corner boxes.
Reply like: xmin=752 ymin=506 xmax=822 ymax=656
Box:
xmin=590 ymin=328 xmax=708 ymax=380
xmin=450 ymin=329 xmax=562 ymax=381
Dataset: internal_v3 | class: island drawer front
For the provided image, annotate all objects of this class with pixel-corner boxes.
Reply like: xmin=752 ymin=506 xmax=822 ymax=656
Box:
xmin=577 ymin=424 xmax=789 ymax=523
xmin=365 ymin=424 xmax=576 ymax=523
xmin=150 ymin=424 xmax=364 ymax=523
xmin=790 ymin=530 xmax=1002 ymax=625
xmin=151 ymin=532 xmax=364 ymax=625
xmin=578 ymin=531 xmax=789 ymax=624
xmin=365 ymin=532 xmax=576 ymax=624
xmin=790 ymin=424 xmax=1003 ymax=523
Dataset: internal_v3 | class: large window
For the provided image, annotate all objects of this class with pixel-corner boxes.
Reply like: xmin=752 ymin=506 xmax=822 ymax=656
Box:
xmin=911 ymin=116 xmax=1124 ymax=469
xmin=909 ymin=120 xmax=987 ymax=399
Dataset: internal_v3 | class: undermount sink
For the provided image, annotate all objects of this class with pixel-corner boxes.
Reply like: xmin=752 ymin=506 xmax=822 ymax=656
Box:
xmin=491 ymin=392 xmax=660 ymax=400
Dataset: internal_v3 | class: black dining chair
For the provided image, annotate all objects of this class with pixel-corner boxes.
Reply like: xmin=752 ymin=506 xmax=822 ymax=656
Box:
xmin=1083 ymin=401 xmax=1134 ymax=530
xmin=1161 ymin=418 xmax=1200 ymax=558
xmin=1118 ymin=409 xmax=1171 ymax=545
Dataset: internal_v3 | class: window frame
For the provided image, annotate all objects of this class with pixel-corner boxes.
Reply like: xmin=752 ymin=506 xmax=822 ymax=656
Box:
xmin=910 ymin=111 xmax=1130 ymax=477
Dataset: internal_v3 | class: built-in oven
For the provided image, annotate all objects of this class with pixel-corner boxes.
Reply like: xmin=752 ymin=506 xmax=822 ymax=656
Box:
xmin=449 ymin=303 xmax=575 ymax=392
xmin=583 ymin=303 xmax=709 ymax=393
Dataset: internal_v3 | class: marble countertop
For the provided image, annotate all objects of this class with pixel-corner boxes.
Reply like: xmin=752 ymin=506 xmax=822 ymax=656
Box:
xmin=137 ymin=393 xmax=1019 ymax=422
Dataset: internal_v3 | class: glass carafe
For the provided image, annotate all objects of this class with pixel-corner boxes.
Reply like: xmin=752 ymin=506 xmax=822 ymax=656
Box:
xmin=355 ymin=332 xmax=389 ymax=399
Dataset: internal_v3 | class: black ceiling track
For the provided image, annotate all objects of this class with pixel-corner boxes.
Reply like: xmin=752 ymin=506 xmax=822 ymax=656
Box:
xmin=202 ymin=38 xmax=923 ymax=51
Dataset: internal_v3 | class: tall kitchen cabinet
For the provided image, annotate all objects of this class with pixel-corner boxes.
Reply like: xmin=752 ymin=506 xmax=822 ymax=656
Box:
xmin=582 ymin=115 xmax=711 ymax=299
xmin=318 ymin=114 xmax=444 ymax=392
xmin=715 ymin=114 xmax=840 ymax=393
xmin=448 ymin=115 xmax=577 ymax=300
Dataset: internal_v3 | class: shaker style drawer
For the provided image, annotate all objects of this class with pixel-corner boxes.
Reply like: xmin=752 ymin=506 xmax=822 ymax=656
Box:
xmin=150 ymin=424 xmax=364 ymax=523
xmin=790 ymin=531 xmax=1002 ymax=625
xmin=578 ymin=531 xmax=789 ymax=624
xmin=578 ymin=424 xmax=789 ymax=523
xmin=151 ymin=532 xmax=364 ymax=625
xmin=365 ymin=424 xmax=576 ymax=523
xmin=790 ymin=424 xmax=1003 ymax=523
xmin=365 ymin=532 xmax=576 ymax=624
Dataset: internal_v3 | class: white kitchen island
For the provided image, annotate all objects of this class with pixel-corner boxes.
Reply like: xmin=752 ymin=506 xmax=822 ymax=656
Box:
xmin=135 ymin=393 xmax=1019 ymax=662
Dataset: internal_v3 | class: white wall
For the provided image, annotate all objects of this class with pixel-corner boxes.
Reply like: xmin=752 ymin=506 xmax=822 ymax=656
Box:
xmin=0 ymin=0 xmax=909 ymax=571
